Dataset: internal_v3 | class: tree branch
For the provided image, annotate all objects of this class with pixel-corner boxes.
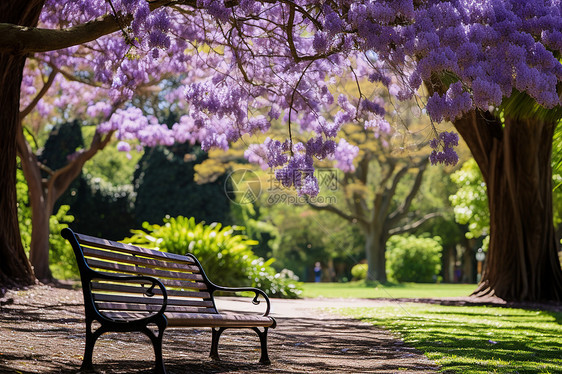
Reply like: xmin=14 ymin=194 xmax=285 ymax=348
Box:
xmin=387 ymin=158 xmax=428 ymax=224
xmin=0 ymin=0 xmax=193 ymax=55
xmin=376 ymin=163 xmax=410 ymax=223
xmin=307 ymin=199 xmax=367 ymax=225
xmin=0 ymin=15 xmax=124 ymax=55
xmin=387 ymin=212 xmax=442 ymax=236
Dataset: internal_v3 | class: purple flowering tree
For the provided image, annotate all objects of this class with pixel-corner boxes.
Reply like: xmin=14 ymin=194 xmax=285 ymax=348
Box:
xmin=1 ymin=0 xmax=561 ymax=301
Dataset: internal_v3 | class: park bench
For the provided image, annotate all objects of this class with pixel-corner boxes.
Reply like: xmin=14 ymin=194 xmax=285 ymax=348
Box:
xmin=61 ymin=228 xmax=276 ymax=374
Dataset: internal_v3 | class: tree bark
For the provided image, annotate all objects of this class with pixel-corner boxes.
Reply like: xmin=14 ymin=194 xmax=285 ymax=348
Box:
xmin=454 ymin=111 xmax=562 ymax=301
xmin=0 ymin=0 xmax=45 ymax=286
xmin=16 ymin=128 xmax=53 ymax=281
xmin=363 ymin=226 xmax=387 ymax=282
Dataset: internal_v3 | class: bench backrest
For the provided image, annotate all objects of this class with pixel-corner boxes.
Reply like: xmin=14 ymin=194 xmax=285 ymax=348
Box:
xmin=63 ymin=229 xmax=218 ymax=321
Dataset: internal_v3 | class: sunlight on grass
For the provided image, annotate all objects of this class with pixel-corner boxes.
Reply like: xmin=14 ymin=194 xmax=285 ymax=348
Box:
xmin=338 ymin=304 xmax=562 ymax=373
xmin=302 ymin=281 xmax=476 ymax=299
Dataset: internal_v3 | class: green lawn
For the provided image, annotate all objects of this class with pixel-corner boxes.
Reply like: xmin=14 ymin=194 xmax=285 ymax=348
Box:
xmin=337 ymin=304 xmax=562 ymax=373
xmin=302 ymin=281 xmax=476 ymax=299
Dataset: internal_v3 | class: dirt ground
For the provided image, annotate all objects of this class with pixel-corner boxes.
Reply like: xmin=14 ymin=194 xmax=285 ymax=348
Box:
xmin=1 ymin=285 xmax=560 ymax=374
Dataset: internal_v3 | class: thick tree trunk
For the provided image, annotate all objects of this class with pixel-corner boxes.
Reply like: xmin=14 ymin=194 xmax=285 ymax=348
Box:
xmin=455 ymin=111 xmax=562 ymax=301
xmin=364 ymin=227 xmax=387 ymax=282
xmin=0 ymin=70 xmax=35 ymax=284
xmin=0 ymin=0 xmax=45 ymax=286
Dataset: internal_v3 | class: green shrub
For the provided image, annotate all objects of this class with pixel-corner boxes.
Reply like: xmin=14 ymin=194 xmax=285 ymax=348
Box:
xmin=123 ymin=216 xmax=302 ymax=298
xmin=16 ymin=160 xmax=31 ymax=253
xmin=49 ymin=205 xmax=77 ymax=279
xmin=351 ymin=263 xmax=368 ymax=280
xmin=386 ymin=235 xmax=442 ymax=283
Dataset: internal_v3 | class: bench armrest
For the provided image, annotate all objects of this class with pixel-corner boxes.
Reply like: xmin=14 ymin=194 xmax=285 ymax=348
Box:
xmin=88 ymin=272 xmax=168 ymax=323
xmin=210 ymin=285 xmax=272 ymax=316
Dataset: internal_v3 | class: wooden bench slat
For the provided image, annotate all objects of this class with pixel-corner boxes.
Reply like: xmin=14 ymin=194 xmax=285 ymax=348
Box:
xmin=98 ymin=311 xmax=151 ymax=321
xmin=165 ymin=312 xmax=275 ymax=328
xmin=94 ymin=271 xmax=207 ymax=290
xmin=91 ymin=276 xmax=208 ymax=291
xmin=98 ymin=311 xmax=274 ymax=328
xmin=87 ymin=259 xmax=204 ymax=281
xmin=157 ymin=278 xmax=208 ymax=291
xmin=83 ymin=247 xmax=201 ymax=273
xmin=91 ymin=281 xmax=211 ymax=299
xmin=75 ymin=233 xmax=196 ymax=264
xmin=96 ymin=302 xmax=216 ymax=314
xmin=93 ymin=293 xmax=215 ymax=308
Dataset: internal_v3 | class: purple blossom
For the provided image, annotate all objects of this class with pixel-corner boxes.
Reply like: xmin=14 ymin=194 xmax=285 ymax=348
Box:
xmin=333 ymin=139 xmax=359 ymax=172
xmin=116 ymin=141 xmax=131 ymax=152
xmin=244 ymin=144 xmax=269 ymax=170
xmin=360 ymin=98 xmax=385 ymax=116
xmin=324 ymin=8 xmax=345 ymax=35
xmin=299 ymin=174 xmax=320 ymax=197
xmin=368 ymin=71 xmax=392 ymax=87
xmin=305 ymin=137 xmax=336 ymax=159
xmin=262 ymin=137 xmax=289 ymax=168
xmin=365 ymin=116 xmax=392 ymax=138
xmin=429 ymin=131 xmax=460 ymax=166
xmin=313 ymin=32 xmax=329 ymax=53
xmin=429 ymin=147 xmax=459 ymax=166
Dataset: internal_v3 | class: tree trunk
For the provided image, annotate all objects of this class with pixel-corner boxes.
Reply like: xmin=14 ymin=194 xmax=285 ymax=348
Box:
xmin=0 ymin=0 xmax=45 ymax=286
xmin=16 ymin=128 xmax=53 ymax=281
xmin=455 ymin=111 xmax=562 ymax=301
xmin=364 ymin=227 xmax=387 ymax=282
xmin=441 ymin=245 xmax=454 ymax=283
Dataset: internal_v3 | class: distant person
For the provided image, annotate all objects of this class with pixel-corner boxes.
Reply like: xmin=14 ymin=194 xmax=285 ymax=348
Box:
xmin=314 ymin=262 xmax=322 ymax=282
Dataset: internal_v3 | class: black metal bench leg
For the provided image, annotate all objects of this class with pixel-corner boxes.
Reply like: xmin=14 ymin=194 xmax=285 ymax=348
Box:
xmin=251 ymin=327 xmax=271 ymax=365
xmin=82 ymin=319 xmax=105 ymax=371
xmin=210 ymin=327 xmax=227 ymax=361
xmin=141 ymin=321 xmax=167 ymax=374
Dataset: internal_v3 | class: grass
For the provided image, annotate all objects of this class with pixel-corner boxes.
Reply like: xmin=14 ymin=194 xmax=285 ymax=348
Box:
xmin=337 ymin=303 xmax=562 ymax=373
xmin=302 ymin=281 xmax=476 ymax=299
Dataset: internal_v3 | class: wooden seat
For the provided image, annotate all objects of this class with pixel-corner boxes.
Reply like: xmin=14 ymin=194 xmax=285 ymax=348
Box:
xmin=62 ymin=228 xmax=276 ymax=374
